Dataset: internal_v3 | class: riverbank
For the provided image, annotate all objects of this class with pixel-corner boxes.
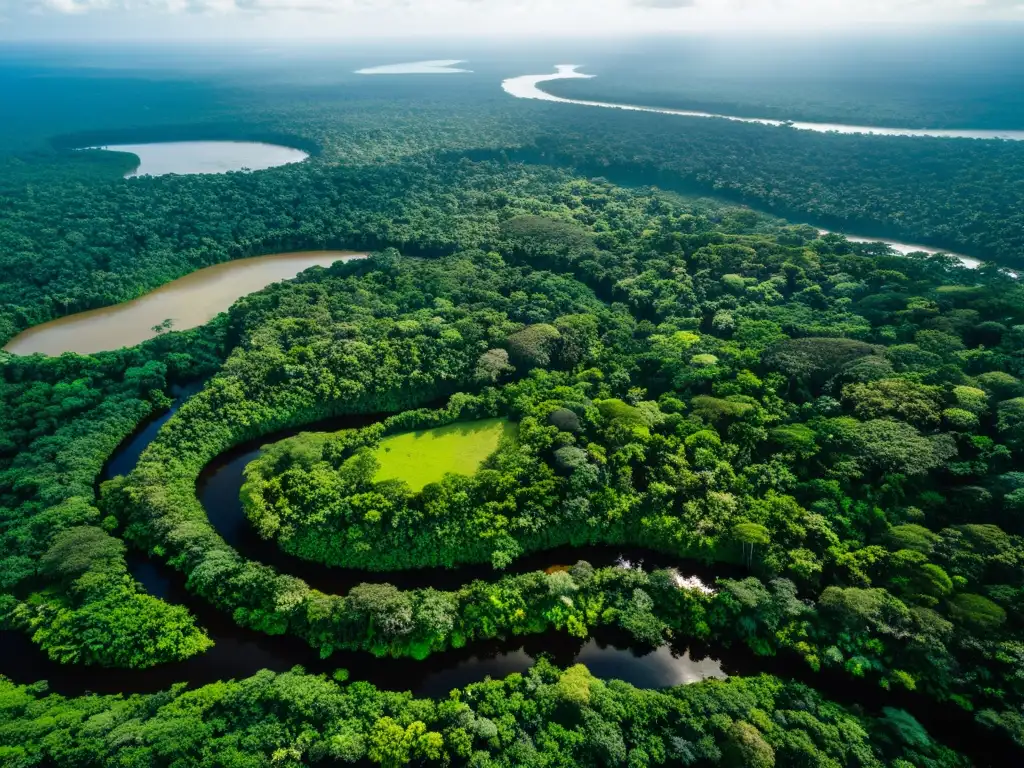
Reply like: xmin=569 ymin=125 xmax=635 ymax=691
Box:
xmin=503 ymin=65 xmax=1024 ymax=141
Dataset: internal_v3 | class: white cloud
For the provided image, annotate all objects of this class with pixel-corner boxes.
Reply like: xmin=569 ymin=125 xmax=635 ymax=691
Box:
xmin=21 ymin=0 xmax=1024 ymax=12
xmin=631 ymin=0 xmax=697 ymax=7
xmin=5 ymin=0 xmax=1024 ymax=37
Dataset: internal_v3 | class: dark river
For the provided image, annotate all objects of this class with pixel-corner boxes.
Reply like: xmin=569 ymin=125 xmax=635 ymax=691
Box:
xmin=1 ymin=386 xmax=733 ymax=699
xmin=0 ymin=383 xmax=1012 ymax=764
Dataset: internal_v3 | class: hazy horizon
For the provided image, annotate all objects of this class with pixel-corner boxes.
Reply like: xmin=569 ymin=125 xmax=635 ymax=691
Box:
xmin=2 ymin=0 xmax=1024 ymax=41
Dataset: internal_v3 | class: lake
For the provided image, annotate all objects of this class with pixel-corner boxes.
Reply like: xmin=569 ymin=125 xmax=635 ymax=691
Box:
xmin=87 ymin=141 xmax=309 ymax=177
xmin=503 ymin=65 xmax=1024 ymax=142
xmin=356 ymin=60 xmax=470 ymax=75
xmin=4 ymin=251 xmax=365 ymax=357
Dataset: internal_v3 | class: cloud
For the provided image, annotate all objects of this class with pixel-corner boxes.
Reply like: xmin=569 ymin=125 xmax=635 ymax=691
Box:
xmin=631 ymin=0 xmax=696 ymax=7
xmin=29 ymin=0 xmax=340 ymax=11
xmin=17 ymin=0 xmax=1024 ymax=12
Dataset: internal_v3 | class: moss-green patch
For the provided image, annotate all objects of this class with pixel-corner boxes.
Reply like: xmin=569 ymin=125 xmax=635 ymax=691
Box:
xmin=373 ymin=418 xmax=517 ymax=492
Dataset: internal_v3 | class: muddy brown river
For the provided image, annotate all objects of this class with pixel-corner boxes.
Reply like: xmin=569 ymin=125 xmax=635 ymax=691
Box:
xmin=4 ymin=251 xmax=365 ymax=356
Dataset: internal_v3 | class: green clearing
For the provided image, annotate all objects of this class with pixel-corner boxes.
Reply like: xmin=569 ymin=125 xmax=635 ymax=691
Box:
xmin=372 ymin=418 xmax=516 ymax=492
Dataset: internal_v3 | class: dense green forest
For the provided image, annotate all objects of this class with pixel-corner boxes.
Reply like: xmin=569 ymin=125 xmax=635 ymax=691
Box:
xmin=0 ymin=664 xmax=967 ymax=767
xmin=2 ymin=45 xmax=1024 ymax=766
xmin=542 ymin=34 xmax=1024 ymax=131
xmin=2 ymin=54 xmax=1024 ymax=353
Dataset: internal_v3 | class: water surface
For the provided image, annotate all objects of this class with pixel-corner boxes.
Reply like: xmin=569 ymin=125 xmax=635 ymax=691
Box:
xmin=816 ymin=230 xmax=981 ymax=269
xmin=5 ymin=251 xmax=365 ymax=356
xmin=503 ymin=65 xmax=1024 ymax=141
xmin=89 ymin=141 xmax=308 ymax=177
xmin=356 ymin=60 xmax=470 ymax=75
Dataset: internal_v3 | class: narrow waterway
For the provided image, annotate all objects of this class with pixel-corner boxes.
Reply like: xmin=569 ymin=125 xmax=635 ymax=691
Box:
xmin=195 ymin=413 xmax=734 ymax=594
xmin=503 ymin=65 xmax=1024 ymax=142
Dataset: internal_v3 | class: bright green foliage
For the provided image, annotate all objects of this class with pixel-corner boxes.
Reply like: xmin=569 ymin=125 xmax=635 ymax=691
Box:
xmin=886 ymin=524 xmax=940 ymax=555
xmin=0 ymin=331 xmax=221 ymax=667
xmin=769 ymin=423 xmax=818 ymax=457
xmin=0 ymin=666 xmax=965 ymax=767
xmin=40 ymin=526 xmax=125 ymax=579
xmin=843 ymin=378 xmax=945 ymax=427
xmin=943 ymin=408 xmax=979 ymax=431
xmin=953 ymin=386 xmax=989 ymax=415
xmin=975 ymin=372 xmax=1024 ymax=399
xmin=373 ymin=419 xmax=516 ymax=492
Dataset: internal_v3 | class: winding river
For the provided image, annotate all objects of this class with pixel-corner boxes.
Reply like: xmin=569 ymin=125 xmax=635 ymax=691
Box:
xmin=501 ymin=66 xmax=1019 ymax=272
xmin=0 ymin=389 xmax=733 ymax=698
xmin=502 ymin=65 xmax=1024 ymax=142
xmin=4 ymin=251 xmax=365 ymax=357
xmin=0 ymin=386 xmax=1009 ymax=763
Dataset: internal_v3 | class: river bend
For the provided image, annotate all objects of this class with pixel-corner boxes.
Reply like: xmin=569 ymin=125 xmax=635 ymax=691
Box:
xmin=503 ymin=65 xmax=1024 ymax=142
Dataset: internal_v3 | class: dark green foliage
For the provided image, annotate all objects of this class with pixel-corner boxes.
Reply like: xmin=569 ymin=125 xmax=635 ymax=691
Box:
xmin=946 ymin=593 xmax=1007 ymax=630
xmin=0 ymin=667 xmax=965 ymax=768
xmin=505 ymin=323 xmax=561 ymax=369
xmin=765 ymin=338 xmax=876 ymax=392
xmin=0 ymin=329 xmax=222 ymax=666
xmin=39 ymin=526 xmax=124 ymax=580
xmin=2 ymin=76 xmax=1024 ymax=764
xmin=549 ymin=407 xmax=582 ymax=433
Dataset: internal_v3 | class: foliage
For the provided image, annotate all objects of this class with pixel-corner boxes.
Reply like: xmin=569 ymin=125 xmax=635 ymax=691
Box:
xmin=0 ymin=665 xmax=965 ymax=768
xmin=2 ymin=75 xmax=1024 ymax=762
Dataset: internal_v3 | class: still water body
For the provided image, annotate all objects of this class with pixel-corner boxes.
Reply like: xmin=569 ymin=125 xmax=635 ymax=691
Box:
xmin=355 ymin=60 xmax=471 ymax=74
xmin=89 ymin=140 xmax=309 ymax=177
xmin=3 ymin=251 xmax=365 ymax=357
xmin=503 ymin=65 xmax=1024 ymax=141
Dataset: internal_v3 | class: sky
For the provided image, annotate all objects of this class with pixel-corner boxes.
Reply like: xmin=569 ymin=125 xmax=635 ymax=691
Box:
xmin=2 ymin=0 xmax=1024 ymax=40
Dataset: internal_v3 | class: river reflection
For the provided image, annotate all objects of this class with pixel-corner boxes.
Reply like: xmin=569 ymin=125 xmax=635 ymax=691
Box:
xmin=0 ymin=556 xmax=727 ymax=701
xmin=0 ymin=389 xmax=728 ymax=699
xmin=1 ymin=388 xmax=1010 ymax=765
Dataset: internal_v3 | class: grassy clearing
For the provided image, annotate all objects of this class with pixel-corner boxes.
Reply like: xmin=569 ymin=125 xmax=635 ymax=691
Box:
xmin=373 ymin=418 xmax=516 ymax=492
